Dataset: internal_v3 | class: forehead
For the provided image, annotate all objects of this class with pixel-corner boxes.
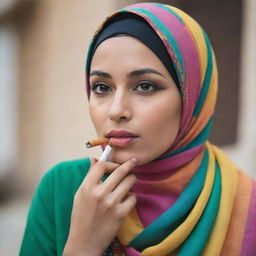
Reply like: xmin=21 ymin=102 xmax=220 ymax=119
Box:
xmin=90 ymin=36 xmax=170 ymax=76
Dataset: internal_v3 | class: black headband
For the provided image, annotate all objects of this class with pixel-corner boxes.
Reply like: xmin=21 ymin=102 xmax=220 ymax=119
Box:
xmin=89 ymin=13 xmax=179 ymax=86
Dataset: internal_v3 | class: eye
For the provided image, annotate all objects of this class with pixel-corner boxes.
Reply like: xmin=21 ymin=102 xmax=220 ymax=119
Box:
xmin=134 ymin=81 xmax=161 ymax=93
xmin=91 ymin=83 xmax=112 ymax=95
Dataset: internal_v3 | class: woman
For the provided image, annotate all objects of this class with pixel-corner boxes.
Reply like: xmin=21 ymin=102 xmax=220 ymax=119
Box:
xmin=20 ymin=3 xmax=256 ymax=256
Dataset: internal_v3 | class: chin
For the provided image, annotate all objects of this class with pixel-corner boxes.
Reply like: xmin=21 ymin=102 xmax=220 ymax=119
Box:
xmin=108 ymin=150 xmax=136 ymax=164
xmin=109 ymin=153 xmax=135 ymax=165
xmin=109 ymin=151 xmax=151 ymax=166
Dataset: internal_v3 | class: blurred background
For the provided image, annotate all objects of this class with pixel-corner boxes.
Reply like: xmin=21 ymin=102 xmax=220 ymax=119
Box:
xmin=0 ymin=0 xmax=255 ymax=254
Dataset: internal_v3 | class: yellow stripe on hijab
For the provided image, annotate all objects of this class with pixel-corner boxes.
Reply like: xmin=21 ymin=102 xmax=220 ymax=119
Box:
xmin=118 ymin=207 xmax=143 ymax=245
xmin=203 ymin=144 xmax=239 ymax=255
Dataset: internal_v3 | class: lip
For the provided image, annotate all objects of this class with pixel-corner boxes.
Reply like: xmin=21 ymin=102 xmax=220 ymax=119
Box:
xmin=106 ymin=130 xmax=139 ymax=147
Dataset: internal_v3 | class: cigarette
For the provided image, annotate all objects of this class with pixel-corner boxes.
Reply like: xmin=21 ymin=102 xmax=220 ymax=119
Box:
xmin=99 ymin=144 xmax=112 ymax=161
xmin=86 ymin=137 xmax=109 ymax=148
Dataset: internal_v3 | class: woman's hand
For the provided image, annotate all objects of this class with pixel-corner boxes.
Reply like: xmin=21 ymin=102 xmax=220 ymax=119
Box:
xmin=63 ymin=157 xmax=137 ymax=256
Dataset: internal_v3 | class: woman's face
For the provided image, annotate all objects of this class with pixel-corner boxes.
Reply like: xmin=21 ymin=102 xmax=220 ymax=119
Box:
xmin=89 ymin=36 xmax=182 ymax=165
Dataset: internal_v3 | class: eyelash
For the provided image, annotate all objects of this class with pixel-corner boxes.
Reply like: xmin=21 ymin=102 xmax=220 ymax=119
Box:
xmin=91 ymin=83 xmax=112 ymax=95
xmin=91 ymin=81 xmax=163 ymax=95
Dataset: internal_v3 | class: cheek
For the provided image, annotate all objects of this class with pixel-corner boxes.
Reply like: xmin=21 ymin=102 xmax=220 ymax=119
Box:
xmin=137 ymin=99 xmax=181 ymax=160
xmin=140 ymin=97 xmax=181 ymax=135
xmin=88 ymin=101 xmax=106 ymax=131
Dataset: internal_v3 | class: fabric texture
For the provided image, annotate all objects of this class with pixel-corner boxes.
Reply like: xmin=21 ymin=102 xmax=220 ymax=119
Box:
xmin=20 ymin=3 xmax=256 ymax=256
xmin=84 ymin=3 xmax=256 ymax=255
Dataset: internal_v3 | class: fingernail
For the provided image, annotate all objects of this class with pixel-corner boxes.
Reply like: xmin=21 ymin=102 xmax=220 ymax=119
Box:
xmin=130 ymin=157 xmax=138 ymax=164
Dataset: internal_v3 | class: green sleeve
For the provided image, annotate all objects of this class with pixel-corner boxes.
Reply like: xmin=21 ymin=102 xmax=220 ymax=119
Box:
xmin=19 ymin=168 xmax=57 ymax=256
xmin=19 ymin=158 xmax=91 ymax=256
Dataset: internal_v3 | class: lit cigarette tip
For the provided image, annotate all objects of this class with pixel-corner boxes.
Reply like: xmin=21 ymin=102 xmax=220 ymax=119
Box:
xmin=86 ymin=137 xmax=109 ymax=148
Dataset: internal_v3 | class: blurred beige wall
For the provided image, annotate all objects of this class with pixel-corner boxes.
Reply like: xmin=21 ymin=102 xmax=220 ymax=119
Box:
xmin=222 ymin=0 xmax=256 ymax=176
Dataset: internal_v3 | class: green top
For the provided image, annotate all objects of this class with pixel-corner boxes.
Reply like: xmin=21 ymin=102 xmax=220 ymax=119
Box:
xmin=19 ymin=158 xmax=91 ymax=256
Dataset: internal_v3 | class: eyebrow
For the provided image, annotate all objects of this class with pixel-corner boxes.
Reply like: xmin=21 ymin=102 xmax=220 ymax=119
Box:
xmin=128 ymin=68 xmax=166 ymax=79
xmin=90 ymin=70 xmax=111 ymax=78
xmin=89 ymin=68 xmax=166 ymax=79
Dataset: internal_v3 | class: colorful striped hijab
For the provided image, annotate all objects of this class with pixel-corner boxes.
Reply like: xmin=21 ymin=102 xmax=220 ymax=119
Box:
xmin=85 ymin=3 xmax=256 ymax=256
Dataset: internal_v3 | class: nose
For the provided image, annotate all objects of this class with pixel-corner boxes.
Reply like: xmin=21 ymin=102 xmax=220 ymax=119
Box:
xmin=109 ymin=90 xmax=132 ymax=122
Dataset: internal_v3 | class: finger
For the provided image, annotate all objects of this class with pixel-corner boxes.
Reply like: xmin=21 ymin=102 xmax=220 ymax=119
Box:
xmin=117 ymin=193 xmax=137 ymax=218
xmin=89 ymin=158 xmax=101 ymax=184
xmin=90 ymin=157 xmax=97 ymax=167
xmin=103 ymin=158 xmax=137 ymax=192
xmin=110 ymin=174 xmax=137 ymax=203
xmin=85 ymin=161 xmax=120 ymax=185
